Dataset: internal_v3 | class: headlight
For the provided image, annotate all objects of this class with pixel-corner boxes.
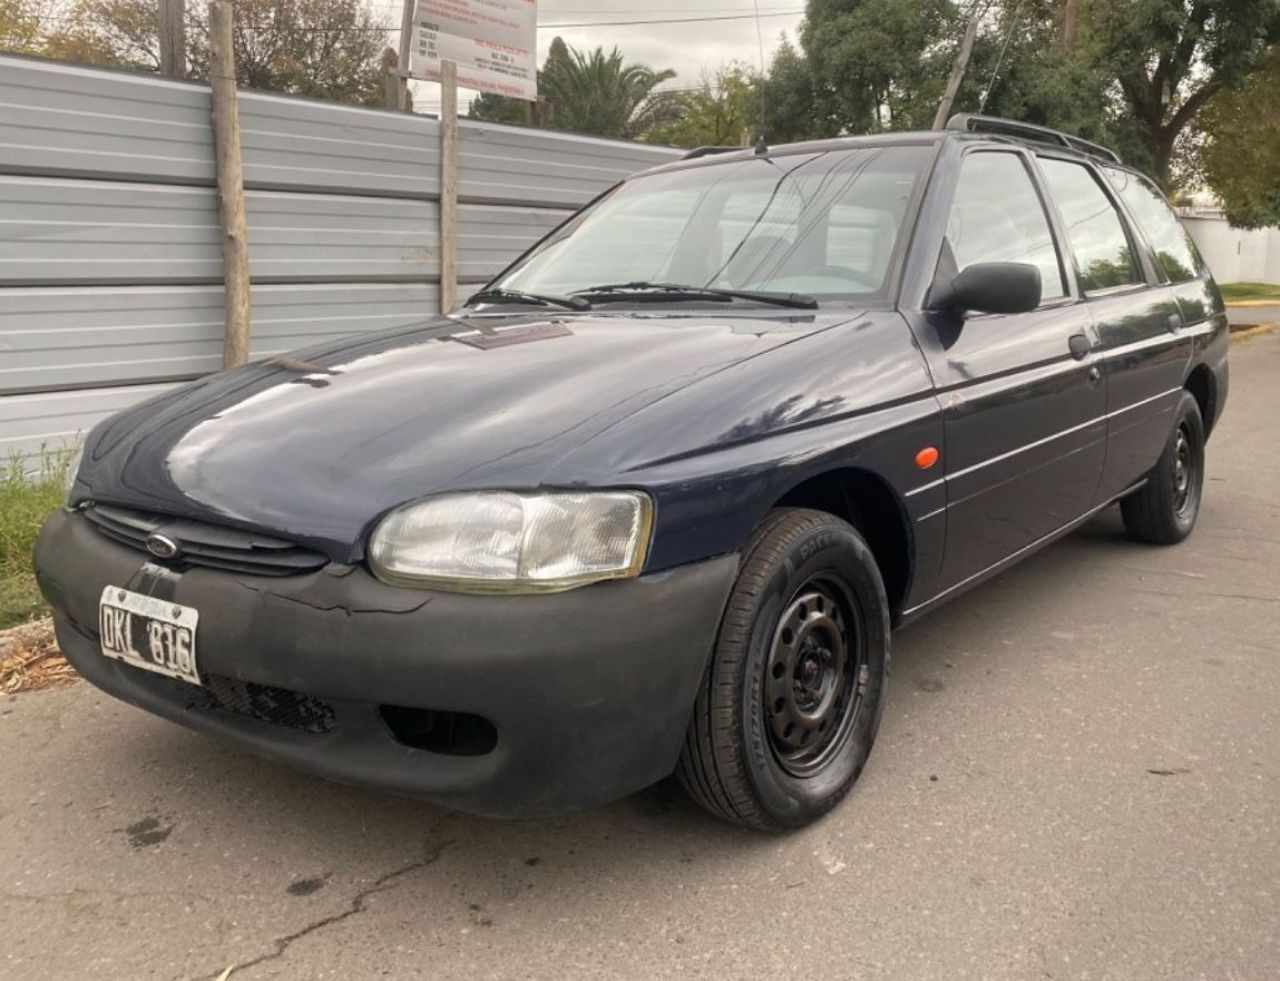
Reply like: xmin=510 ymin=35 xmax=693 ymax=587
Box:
xmin=368 ymin=491 xmax=653 ymax=593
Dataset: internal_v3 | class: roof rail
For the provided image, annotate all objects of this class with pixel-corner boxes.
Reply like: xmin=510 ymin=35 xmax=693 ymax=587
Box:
xmin=946 ymin=113 xmax=1122 ymax=165
xmin=681 ymin=145 xmax=743 ymax=161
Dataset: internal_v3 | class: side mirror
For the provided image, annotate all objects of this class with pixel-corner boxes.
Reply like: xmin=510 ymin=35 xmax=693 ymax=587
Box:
xmin=929 ymin=262 xmax=1041 ymax=316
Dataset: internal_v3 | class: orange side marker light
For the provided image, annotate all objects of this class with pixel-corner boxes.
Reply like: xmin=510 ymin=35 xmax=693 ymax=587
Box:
xmin=915 ymin=446 xmax=940 ymax=470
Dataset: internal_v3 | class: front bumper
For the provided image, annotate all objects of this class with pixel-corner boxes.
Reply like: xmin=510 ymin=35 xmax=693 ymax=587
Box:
xmin=35 ymin=509 xmax=738 ymax=818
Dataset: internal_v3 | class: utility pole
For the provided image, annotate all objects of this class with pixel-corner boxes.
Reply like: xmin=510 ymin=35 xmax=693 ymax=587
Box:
xmin=208 ymin=0 xmax=251 ymax=368
xmin=396 ymin=0 xmax=416 ymax=110
xmin=933 ymin=2 xmax=984 ymax=129
xmin=1061 ymin=0 xmax=1080 ymax=55
xmin=158 ymin=0 xmax=186 ymax=78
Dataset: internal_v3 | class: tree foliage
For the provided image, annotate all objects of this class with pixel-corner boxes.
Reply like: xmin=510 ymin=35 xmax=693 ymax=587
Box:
xmin=647 ymin=64 xmax=761 ymax=149
xmin=1086 ymin=0 xmax=1280 ymax=186
xmin=472 ymin=37 xmax=680 ymax=141
xmin=42 ymin=0 xmax=163 ymax=69
xmin=35 ymin=0 xmax=391 ymax=107
xmin=760 ymin=0 xmax=1280 ymax=197
xmin=1200 ymin=45 xmax=1280 ymax=227
xmin=763 ymin=37 xmax=838 ymax=143
xmin=0 ymin=0 xmax=48 ymax=55
xmin=800 ymin=0 xmax=960 ymax=132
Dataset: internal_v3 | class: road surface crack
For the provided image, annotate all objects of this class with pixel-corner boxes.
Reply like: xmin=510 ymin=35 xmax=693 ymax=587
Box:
xmin=1131 ymin=588 xmax=1280 ymax=604
xmin=196 ymin=835 xmax=454 ymax=980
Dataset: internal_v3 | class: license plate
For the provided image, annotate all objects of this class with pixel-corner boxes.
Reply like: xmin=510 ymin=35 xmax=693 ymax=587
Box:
xmin=99 ymin=586 xmax=200 ymax=686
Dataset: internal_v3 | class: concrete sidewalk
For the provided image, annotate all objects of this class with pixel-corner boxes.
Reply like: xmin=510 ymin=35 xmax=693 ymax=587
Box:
xmin=3 ymin=334 xmax=1278 ymax=981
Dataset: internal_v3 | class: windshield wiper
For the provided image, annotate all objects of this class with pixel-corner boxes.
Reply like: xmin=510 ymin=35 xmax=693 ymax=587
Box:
xmin=465 ymin=287 xmax=591 ymax=311
xmin=572 ymin=282 xmax=818 ymax=310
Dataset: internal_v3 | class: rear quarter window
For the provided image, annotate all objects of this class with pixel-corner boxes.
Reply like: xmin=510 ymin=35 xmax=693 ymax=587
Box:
xmin=1039 ymin=158 xmax=1141 ymax=293
xmin=1103 ymin=167 xmax=1207 ymax=282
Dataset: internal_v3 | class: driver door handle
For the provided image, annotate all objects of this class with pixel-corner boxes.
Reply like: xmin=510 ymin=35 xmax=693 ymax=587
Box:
xmin=1068 ymin=333 xmax=1092 ymax=361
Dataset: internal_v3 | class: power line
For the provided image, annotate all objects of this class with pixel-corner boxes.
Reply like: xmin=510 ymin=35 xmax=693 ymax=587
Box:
xmin=225 ymin=9 xmax=804 ymax=35
xmin=538 ymin=11 xmax=803 ymax=28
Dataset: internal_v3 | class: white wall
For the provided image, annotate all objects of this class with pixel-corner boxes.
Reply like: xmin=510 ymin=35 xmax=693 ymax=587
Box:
xmin=1182 ymin=212 xmax=1280 ymax=285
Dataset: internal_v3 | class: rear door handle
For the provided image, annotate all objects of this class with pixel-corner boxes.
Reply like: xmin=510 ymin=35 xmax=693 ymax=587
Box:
xmin=1068 ymin=333 xmax=1092 ymax=361
xmin=1167 ymin=312 xmax=1183 ymax=332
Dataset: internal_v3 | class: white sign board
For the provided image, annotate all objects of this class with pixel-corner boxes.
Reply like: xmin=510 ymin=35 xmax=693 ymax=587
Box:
xmin=410 ymin=0 xmax=538 ymax=102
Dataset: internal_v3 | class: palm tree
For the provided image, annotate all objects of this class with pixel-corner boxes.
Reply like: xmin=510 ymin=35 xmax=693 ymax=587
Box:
xmin=539 ymin=38 xmax=680 ymax=140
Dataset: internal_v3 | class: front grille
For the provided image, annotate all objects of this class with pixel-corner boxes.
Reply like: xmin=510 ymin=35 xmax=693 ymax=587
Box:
xmin=200 ymin=674 xmax=337 ymax=734
xmin=133 ymin=667 xmax=338 ymax=734
xmin=84 ymin=503 xmax=328 ymax=577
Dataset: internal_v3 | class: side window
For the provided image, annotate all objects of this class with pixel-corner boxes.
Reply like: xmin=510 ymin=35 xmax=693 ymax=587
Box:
xmin=1103 ymin=167 xmax=1206 ymax=282
xmin=945 ymin=152 xmax=1066 ymax=302
xmin=1039 ymin=158 xmax=1141 ymax=293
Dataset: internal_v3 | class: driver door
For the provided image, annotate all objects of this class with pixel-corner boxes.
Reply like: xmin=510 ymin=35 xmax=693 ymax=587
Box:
xmin=909 ymin=149 xmax=1107 ymax=590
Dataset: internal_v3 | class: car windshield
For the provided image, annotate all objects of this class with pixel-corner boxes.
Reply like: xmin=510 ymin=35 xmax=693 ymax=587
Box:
xmin=489 ymin=145 xmax=932 ymax=304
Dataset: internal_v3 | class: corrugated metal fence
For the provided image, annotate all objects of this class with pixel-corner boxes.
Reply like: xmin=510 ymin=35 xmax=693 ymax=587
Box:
xmin=0 ymin=53 xmax=680 ymax=467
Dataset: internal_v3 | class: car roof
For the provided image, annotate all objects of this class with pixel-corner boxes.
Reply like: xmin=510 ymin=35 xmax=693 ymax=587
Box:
xmin=639 ymin=115 xmax=1144 ymax=182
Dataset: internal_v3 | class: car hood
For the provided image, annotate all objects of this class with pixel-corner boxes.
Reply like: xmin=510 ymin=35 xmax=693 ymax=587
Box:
xmin=76 ymin=309 xmax=857 ymax=560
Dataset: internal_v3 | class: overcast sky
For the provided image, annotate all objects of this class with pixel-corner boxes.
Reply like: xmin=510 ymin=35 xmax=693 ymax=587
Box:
xmin=395 ymin=1 xmax=807 ymax=115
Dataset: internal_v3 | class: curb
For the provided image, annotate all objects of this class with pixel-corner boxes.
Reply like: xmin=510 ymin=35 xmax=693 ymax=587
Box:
xmin=1229 ymin=322 xmax=1279 ymax=342
xmin=1224 ymin=299 xmax=1280 ymax=308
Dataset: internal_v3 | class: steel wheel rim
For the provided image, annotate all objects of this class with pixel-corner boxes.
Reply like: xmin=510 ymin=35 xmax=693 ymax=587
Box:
xmin=1172 ymin=424 xmax=1194 ymax=516
xmin=763 ymin=574 xmax=865 ymax=778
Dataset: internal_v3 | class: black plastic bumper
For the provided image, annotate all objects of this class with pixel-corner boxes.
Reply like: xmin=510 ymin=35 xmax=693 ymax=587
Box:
xmin=35 ymin=509 xmax=738 ymax=818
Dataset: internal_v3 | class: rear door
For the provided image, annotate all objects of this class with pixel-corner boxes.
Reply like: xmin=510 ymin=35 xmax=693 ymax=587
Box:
xmin=905 ymin=147 xmax=1107 ymax=590
xmin=1034 ymin=155 xmax=1191 ymax=503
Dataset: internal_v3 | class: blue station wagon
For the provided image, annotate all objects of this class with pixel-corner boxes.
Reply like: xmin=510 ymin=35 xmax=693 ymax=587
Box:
xmin=36 ymin=115 xmax=1228 ymax=831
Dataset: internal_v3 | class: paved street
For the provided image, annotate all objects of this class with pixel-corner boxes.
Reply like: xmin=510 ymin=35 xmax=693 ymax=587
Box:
xmin=1227 ymin=303 xmax=1280 ymax=328
xmin=3 ymin=332 xmax=1278 ymax=981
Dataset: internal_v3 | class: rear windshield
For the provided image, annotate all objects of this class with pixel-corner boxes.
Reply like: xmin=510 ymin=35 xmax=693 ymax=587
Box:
xmin=494 ymin=146 xmax=932 ymax=302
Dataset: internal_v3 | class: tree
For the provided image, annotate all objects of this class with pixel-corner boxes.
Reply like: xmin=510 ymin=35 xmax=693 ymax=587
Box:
xmin=1087 ymin=0 xmax=1280 ymax=187
xmin=763 ymin=36 xmax=838 ymax=142
xmin=469 ymin=89 xmax=528 ymax=126
xmin=800 ymin=0 xmax=961 ymax=133
xmin=43 ymin=0 xmax=390 ymax=107
xmin=973 ymin=1 xmax=1119 ymax=148
xmin=197 ymin=0 xmax=387 ymax=107
xmin=1 ymin=0 xmax=47 ymax=55
xmin=539 ymin=37 xmax=679 ymax=139
xmin=1200 ymin=46 xmax=1280 ymax=227
xmin=648 ymin=64 xmax=761 ymax=148
xmin=770 ymin=0 xmax=1280 ymax=191
xmin=43 ymin=0 xmax=171 ymax=70
xmin=470 ymin=37 xmax=680 ymax=141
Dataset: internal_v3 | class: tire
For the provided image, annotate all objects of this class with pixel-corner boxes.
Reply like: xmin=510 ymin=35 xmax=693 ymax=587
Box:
xmin=677 ymin=508 xmax=891 ymax=832
xmin=1121 ymin=390 xmax=1206 ymax=545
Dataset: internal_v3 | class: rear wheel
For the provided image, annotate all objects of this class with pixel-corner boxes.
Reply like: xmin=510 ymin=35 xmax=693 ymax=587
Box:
xmin=677 ymin=508 xmax=890 ymax=832
xmin=1121 ymin=391 xmax=1205 ymax=545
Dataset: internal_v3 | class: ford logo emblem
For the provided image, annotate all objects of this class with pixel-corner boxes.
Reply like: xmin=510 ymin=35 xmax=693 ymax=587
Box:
xmin=145 ymin=533 xmax=180 ymax=559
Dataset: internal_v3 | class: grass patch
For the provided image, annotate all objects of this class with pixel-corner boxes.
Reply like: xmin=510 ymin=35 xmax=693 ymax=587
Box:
xmin=1 ymin=451 xmax=73 ymax=630
xmin=1219 ymin=282 xmax=1280 ymax=302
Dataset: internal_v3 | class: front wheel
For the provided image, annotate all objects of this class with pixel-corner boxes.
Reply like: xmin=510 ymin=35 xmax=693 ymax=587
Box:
xmin=677 ymin=508 xmax=890 ymax=832
xmin=1121 ymin=390 xmax=1205 ymax=545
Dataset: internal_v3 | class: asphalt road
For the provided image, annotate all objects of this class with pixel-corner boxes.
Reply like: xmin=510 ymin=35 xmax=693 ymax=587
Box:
xmin=3 ymin=332 xmax=1278 ymax=981
xmin=1227 ymin=303 xmax=1280 ymax=328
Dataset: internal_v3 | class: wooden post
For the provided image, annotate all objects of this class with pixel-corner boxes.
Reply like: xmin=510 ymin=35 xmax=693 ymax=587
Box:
xmin=208 ymin=0 xmax=251 ymax=368
xmin=933 ymin=2 xmax=983 ymax=130
xmin=397 ymin=0 xmax=416 ymax=111
xmin=158 ymin=0 xmax=186 ymax=78
xmin=439 ymin=59 xmax=459 ymax=313
xmin=382 ymin=47 xmax=400 ymax=111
